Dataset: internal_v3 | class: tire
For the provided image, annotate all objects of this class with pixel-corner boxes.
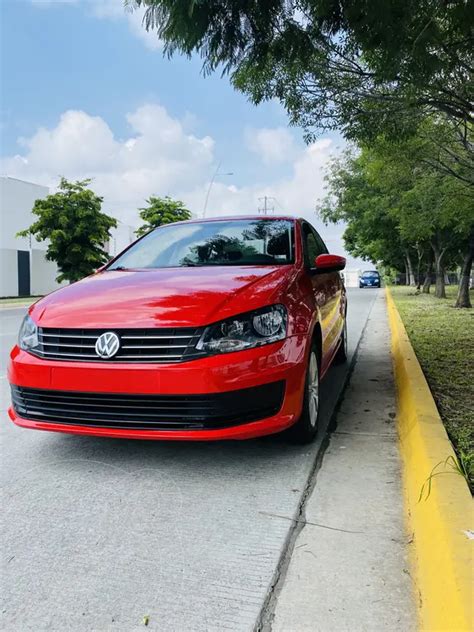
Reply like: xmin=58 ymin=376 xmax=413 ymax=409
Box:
xmin=287 ymin=344 xmax=320 ymax=444
xmin=334 ymin=316 xmax=348 ymax=364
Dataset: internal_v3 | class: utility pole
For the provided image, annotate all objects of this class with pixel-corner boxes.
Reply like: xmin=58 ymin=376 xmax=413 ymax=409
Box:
xmin=258 ymin=196 xmax=275 ymax=215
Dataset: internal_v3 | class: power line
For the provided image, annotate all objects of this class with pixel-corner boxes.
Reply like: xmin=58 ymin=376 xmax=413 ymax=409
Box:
xmin=258 ymin=196 xmax=275 ymax=215
xmin=273 ymin=197 xmax=286 ymax=213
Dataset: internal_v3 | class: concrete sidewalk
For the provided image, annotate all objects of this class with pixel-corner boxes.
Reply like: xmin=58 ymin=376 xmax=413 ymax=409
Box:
xmin=269 ymin=293 xmax=415 ymax=631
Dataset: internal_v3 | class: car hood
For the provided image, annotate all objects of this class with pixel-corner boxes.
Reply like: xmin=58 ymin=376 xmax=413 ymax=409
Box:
xmin=30 ymin=266 xmax=296 ymax=328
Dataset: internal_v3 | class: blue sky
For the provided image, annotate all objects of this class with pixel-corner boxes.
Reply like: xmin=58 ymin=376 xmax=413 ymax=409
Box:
xmin=1 ymin=0 xmax=297 ymax=185
xmin=1 ymin=0 xmax=352 ymax=257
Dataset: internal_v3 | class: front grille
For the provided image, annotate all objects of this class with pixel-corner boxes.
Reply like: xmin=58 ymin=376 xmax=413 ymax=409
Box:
xmin=32 ymin=327 xmax=206 ymax=363
xmin=11 ymin=382 xmax=285 ymax=430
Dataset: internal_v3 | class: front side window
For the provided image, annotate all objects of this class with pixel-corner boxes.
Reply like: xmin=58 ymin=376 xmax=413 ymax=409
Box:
xmin=107 ymin=219 xmax=295 ymax=269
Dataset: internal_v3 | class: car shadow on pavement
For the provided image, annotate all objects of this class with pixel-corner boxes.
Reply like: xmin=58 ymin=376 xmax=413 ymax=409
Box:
xmin=30 ymin=363 xmax=348 ymax=479
xmin=38 ymin=428 xmax=307 ymax=471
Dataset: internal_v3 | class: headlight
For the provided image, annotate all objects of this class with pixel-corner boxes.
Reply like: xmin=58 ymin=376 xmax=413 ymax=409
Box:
xmin=197 ymin=305 xmax=287 ymax=355
xmin=18 ymin=314 xmax=39 ymax=351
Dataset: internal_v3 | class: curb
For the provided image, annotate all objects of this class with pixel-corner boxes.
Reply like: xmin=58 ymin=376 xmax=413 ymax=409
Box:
xmin=386 ymin=288 xmax=473 ymax=631
xmin=0 ymin=301 xmax=36 ymax=310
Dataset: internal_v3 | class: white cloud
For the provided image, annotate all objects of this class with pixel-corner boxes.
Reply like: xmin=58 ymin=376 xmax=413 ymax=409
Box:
xmin=180 ymin=136 xmax=361 ymax=263
xmin=245 ymin=127 xmax=297 ymax=164
xmin=31 ymin=0 xmax=163 ymax=50
xmin=183 ymin=139 xmax=331 ymax=217
xmin=126 ymin=12 xmax=162 ymax=51
xmin=89 ymin=0 xmax=163 ymax=50
xmin=2 ymin=104 xmax=214 ymax=227
xmin=2 ymin=107 xmax=360 ymax=263
xmin=183 ymin=137 xmax=334 ymax=222
xmin=85 ymin=0 xmax=123 ymax=18
xmin=31 ymin=0 xmax=79 ymax=6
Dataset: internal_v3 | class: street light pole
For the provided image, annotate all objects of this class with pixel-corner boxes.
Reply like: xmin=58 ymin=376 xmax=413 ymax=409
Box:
xmin=202 ymin=162 xmax=233 ymax=218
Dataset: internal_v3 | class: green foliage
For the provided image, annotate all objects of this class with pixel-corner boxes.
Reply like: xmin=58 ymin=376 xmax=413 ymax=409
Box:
xmin=130 ymin=0 xmax=473 ymax=151
xmin=419 ymin=454 xmax=472 ymax=501
xmin=126 ymin=2 xmax=473 ymax=299
xmin=17 ymin=178 xmax=117 ymax=284
xmin=317 ymin=125 xmax=473 ymax=279
xmin=317 ymin=147 xmax=407 ymax=269
xmin=136 ymin=195 xmax=192 ymax=237
xmin=392 ymin=286 xmax=474 ymax=491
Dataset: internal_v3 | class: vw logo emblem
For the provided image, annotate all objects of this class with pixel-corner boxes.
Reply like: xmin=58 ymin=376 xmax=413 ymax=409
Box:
xmin=95 ymin=332 xmax=120 ymax=359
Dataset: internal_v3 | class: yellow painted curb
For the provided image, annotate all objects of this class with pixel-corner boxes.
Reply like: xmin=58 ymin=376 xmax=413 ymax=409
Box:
xmin=386 ymin=288 xmax=473 ymax=631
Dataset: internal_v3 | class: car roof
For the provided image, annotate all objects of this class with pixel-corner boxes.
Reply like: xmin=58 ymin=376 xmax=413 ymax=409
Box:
xmin=175 ymin=214 xmax=299 ymax=224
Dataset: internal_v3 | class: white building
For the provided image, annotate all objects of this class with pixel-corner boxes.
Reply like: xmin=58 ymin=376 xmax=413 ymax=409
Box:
xmin=0 ymin=176 xmax=67 ymax=298
xmin=0 ymin=176 xmax=137 ymax=298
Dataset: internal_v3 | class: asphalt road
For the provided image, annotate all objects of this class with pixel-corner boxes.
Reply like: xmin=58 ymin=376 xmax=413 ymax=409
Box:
xmin=0 ymin=289 xmax=378 ymax=632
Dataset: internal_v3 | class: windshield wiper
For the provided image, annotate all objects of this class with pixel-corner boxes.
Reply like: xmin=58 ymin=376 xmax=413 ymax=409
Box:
xmin=108 ymin=266 xmax=129 ymax=271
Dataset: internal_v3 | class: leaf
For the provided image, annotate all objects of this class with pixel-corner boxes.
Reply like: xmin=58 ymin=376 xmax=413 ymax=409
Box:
xmin=136 ymin=195 xmax=192 ymax=236
xmin=18 ymin=177 xmax=117 ymax=283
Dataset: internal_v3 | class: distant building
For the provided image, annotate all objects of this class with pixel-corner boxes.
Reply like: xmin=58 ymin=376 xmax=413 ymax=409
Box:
xmin=0 ymin=176 xmax=67 ymax=298
xmin=342 ymin=269 xmax=362 ymax=288
xmin=0 ymin=176 xmax=136 ymax=298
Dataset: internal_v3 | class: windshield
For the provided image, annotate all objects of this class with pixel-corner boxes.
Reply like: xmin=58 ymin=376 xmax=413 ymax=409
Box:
xmin=108 ymin=219 xmax=295 ymax=269
xmin=362 ymin=271 xmax=379 ymax=278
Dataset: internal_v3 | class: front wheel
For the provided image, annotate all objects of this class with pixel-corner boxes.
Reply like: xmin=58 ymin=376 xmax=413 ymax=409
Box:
xmin=287 ymin=346 xmax=320 ymax=444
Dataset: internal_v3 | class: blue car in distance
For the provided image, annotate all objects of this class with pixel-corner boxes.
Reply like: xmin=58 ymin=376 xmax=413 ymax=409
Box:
xmin=359 ymin=270 xmax=381 ymax=288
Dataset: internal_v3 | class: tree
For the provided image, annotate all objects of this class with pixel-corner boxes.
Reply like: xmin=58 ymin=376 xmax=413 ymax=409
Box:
xmin=317 ymin=149 xmax=410 ymax=280
xmin=367 ymin=131 xmax=473 ymax=302
xmin=130 ymin=1 xmax=473 ymax=304
xmin=17 ymin=178 xmax=117 ymax=284
xmin=318 ymin=139 xmax=473 ymax=305
xmin=130 ymin=1 xmax=473 ymax=154
xmin=454 ymin=229 xmax=473 ymax=308
xmin=136 ymin=195 xmax=192 ymax=237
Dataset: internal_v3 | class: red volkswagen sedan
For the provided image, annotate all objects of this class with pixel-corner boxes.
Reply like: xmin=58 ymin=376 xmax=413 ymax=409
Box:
xmin=8 ymin=216 xmax=347 ymax=443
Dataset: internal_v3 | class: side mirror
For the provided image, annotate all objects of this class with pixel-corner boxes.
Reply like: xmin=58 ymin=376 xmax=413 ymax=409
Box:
xmin=314 ymin=253 xmax=346 ymax=273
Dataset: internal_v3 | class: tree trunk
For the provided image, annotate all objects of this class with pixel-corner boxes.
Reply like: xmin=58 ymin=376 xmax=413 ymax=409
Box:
xmin=432 ymin=241 xmax=446 ymax=299
xmin=405 ymin=253 xmax=416 ymax=286
xmin=416 ymin=249 xmax=423 ymax=290
xmin=422 ymin=256 xmax=433 ymax=294
xmin=455 ymin=236 xmax=473 ymax=308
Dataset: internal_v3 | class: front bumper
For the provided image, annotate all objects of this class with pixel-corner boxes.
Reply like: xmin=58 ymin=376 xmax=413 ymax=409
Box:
xmin=7 ymin=335 xmax=307 ymax=440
